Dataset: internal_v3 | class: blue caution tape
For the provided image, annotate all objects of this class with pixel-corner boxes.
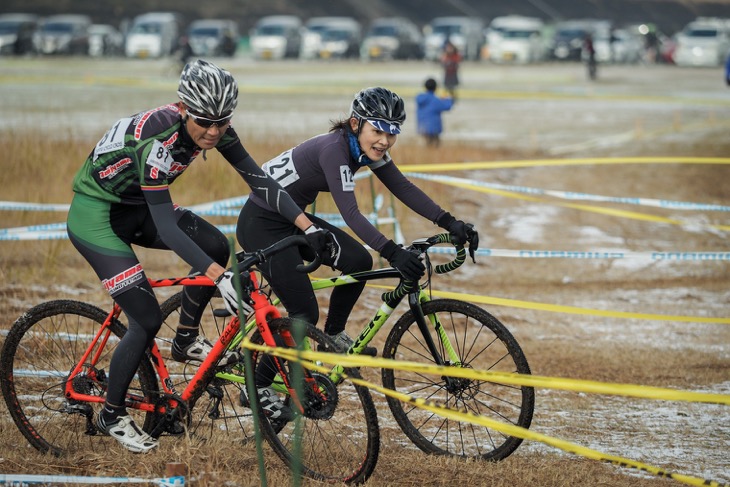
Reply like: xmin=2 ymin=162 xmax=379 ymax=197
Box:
xmin=406 ymin=172 xmax=730 ymax=212
xmin=0 ymin=474 xmax=184 ymax=486
xmin=1 ymin=220 xmax=729 ymax=266
xmin=0 ymin=201 xmax=70 ymax=212
xmin=405 ymin=172 xmax=730 ymax=232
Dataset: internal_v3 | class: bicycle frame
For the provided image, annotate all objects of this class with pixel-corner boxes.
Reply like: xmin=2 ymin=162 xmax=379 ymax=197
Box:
xmin=227 ymin=236 xmax=467 ymax=387
xmin=62 ymin=272 xmax=287 ymax=416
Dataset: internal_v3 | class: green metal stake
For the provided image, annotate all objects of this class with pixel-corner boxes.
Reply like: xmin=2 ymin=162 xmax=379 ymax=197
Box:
xmin=228 ymin=238 xmax=267 ymax=486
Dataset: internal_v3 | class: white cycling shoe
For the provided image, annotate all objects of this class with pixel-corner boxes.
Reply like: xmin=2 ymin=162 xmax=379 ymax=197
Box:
xmin=96 ymin=414 xmax=158 ymax=453
xmin=171 ymin=335 xmax=239 ymax=366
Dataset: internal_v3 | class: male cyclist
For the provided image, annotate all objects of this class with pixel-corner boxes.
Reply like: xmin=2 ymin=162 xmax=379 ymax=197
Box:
xmin=67 ymin=59 xmax=332 ymax=452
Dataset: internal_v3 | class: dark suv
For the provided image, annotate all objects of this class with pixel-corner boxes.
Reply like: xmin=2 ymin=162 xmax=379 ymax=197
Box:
xmin=0 ymin=13 xmax=38 ymax=55
xmin=34 ymin=14 xmax=91 ymax=55
xmin=550 ymin=21 xmax=593 ymax=61
xmin=360 ymin=17 xmax=423 ymax=60
xmin=186 ymin=19 xmax=239 ymax=57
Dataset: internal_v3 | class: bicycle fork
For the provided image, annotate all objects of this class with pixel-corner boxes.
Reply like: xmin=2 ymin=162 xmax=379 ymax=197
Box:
xmin=408 ymin=292 xmax=465 ymax=392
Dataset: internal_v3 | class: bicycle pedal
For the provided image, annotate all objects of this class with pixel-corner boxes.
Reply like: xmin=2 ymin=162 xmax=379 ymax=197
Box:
xmin=213 ymin=308 xmax=231 ymax=317
xmin=239 ymin=389 xmax=250 ymax=408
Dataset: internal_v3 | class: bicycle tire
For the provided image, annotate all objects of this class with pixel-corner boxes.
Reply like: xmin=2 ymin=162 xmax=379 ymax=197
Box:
xmin=158 ymin=291 xmax=258 ymax=446
xmin=250 ymin=318 xmax=380 ymax=485
xmin=382 ymin=298 xmax=534 ymax=460
xmin=0 ymin=299 xmax=159 ymax=455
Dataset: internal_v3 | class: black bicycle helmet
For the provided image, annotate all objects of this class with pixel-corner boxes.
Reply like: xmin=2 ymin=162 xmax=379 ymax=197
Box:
xmin=177 ymin=59 xmax=238 ymax=118
xmin=351 ymin=87 xmax=406 ymax=134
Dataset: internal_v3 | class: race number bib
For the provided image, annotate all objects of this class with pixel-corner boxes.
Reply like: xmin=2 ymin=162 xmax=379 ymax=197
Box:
xmin=340 ymin=165 xmax=355 ymax=192
xmin=145 ymin=140 xmax=173 ymax=175
xmin=262 ymin=149 xmax=300 ymax=187
xmin=93 ymin=117 xmax=133 ymax=161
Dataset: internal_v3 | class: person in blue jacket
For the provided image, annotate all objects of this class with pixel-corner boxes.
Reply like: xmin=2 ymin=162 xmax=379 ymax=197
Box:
xmin=415 ymin=78 xmax=454 ymax=147
xmin=725 ymin=51 xmax=730 ymax=86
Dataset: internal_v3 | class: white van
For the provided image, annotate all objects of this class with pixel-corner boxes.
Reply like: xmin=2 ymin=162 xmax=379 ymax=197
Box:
xmin=423 ymin=16 xmax=485 ymax=61
xmin=487 ymin=15 xmax=545 ymax=63
xmin=249 ymin=15 xmax=302 ymax=60
xmin=125 ymin=12 xmax=181 ymax=58
xmin=673 ymin=17 xmax=730 ymax=67
xmin=299 ymin=16 xmax=361 ymax=60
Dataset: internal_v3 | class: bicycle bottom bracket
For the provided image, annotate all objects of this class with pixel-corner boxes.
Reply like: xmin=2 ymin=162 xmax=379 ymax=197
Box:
xmin=302 ymin=372 xmax=338 ymax=420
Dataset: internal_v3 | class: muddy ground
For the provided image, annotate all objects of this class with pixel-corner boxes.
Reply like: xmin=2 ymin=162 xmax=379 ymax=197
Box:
xmin=0 ymin=56 xmax=728 ymax=485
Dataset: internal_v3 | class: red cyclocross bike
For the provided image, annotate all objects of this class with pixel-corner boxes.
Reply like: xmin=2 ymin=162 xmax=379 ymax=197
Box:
xmin=1 ymin=235 xmax=380 ymax=485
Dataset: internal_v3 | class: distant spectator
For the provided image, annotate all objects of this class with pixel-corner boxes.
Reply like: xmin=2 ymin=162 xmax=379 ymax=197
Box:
xmin=583 ymin=32 xmax=597 ymax=80
xmin=176 ymin=36 xmax=194 ymax=73
xmin=441 ymin=39 xmax=462 ymax=98
xmin=644 ymin=26 xmax=659 ymax=64
xmin=415 ymin=78 xmax=454 ymax=147
xmin=725 ymin=52 xmax=730 ymax=86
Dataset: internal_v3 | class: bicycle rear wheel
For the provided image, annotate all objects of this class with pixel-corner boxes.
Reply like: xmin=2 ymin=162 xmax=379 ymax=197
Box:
xmin=158 ymin=291 xmax=257 ymax=445
xmin=382 ymin=298 xmax=534 ymax=460
xmin=251 ymin=318 xmax=380 ymax=485
xmin=0 ymin=299 xmax=159 ymax=455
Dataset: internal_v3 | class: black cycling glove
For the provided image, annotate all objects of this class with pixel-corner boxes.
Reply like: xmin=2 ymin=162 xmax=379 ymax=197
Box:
xmin=304 ymin=224 xmax=342 ymax=267
xmin=437 ymin=212 xmax=479 ymax=261
xmin=381 ymin=240 xmax=425 ymax=281
xmin=437 ymin=212 xmax=479 ymax=245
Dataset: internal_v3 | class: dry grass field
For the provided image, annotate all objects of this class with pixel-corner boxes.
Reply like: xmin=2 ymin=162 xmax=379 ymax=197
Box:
xmin=0 ymin=57 xmax=729 ymax=486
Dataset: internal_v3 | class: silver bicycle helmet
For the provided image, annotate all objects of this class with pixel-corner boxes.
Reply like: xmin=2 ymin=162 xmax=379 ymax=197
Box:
xmin=177 ymin=59 xmax=238 ymax=118
xmin=351 ymin=87 xmax=406 ymax=134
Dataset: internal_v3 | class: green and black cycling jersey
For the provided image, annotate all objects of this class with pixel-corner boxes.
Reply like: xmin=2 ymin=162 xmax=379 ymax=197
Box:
xmin=69 ymin=103 xmax=302 ymax=276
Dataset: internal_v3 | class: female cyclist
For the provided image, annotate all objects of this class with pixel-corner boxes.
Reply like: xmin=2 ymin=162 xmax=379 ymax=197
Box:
xmin=236 ymin=87 xmax=479 ymax=417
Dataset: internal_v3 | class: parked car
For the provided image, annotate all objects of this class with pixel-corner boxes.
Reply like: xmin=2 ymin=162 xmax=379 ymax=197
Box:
xmin=318 ymin=23 xmax=362 ymax=59
xmin=673 ymin=17 xmax=730 ymax=67
xmin=125 ymin=12 xmax=182 ymax=58
xmin=249 ymin=15 xmax=302 ymax=60
xmin=186 ymin=19 xmax=239 ymax=57
xmin=360 ymin=17 xmax=423 ymax=61
xmin=33 ymin=14 xmax=91 ymax=55
xmin=299 ymin=16 xmax=360 ymax=60
xmin=0 ymin=13 xmax=37 ymax=55
xmin=88 ymin=24 xmax=123 ymax=57
xmin=549 ymin=19 xmax=597 ymax=61
xmin=592 ymin=27 xmax=643 ymax=64
xmin=423 ymin=16 xmax=485 ymax=61
xmin=486 ymin=15 xmax=546 ymax=63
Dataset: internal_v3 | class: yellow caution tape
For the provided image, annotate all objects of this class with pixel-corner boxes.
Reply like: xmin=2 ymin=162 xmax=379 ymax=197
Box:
xmin=362 ymin=284 xmax=730 ymax=324
xmin=241 ymin=339 xmax=729 ymax=487
xmin=396 ymin=156 xmax=730 ymax=173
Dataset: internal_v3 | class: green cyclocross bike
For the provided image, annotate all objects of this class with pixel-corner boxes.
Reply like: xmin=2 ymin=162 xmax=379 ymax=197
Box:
xmin=160 ymin=231 xmax=535 ymax=461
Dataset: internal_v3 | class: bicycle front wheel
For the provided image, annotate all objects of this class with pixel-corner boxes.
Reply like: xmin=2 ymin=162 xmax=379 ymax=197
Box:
xmin=251 ymin=318 xmax=380 ymax=485
xmin=0 ymin=300 xmax=159 ymax=455
xmin=382 ymin=298 xmax=534 ymax=460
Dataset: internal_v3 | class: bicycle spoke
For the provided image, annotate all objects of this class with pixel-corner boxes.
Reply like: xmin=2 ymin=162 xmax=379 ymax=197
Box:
xmin=382 ymin=299 xmax=534 ymax=460
xmin=251 ymin=318 xmax=379 ymax=484
xmin=1 ymin=300 xmax=158 ymax=455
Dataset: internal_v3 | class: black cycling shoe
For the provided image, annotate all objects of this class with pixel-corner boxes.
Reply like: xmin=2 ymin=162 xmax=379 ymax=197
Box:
xmin=326 ymin=331 xmax=377 ymax=357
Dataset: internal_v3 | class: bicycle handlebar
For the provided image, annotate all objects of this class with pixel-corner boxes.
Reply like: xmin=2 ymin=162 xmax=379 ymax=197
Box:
xmin=381 ymin=232 xmax=469 ymax=302
xmin=235 ymin=234 xmax=322 ymax=274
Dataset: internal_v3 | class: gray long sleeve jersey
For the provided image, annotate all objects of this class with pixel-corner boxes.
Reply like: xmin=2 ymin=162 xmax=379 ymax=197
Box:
xmin=249 ymin=129 xmax=448 ymax=252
